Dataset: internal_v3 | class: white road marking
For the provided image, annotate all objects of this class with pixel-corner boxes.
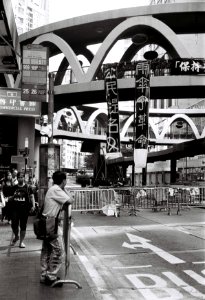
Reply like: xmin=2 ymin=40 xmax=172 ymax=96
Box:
xmin=112 ymin=265 xmax=152 ymax=269
xmin=163 ymin=271 xmax=205 ymax=299
xmin=123 ymin=233 xmax=185 ymax=264
xmin=184 ymin=269 xmax=205 ymax=285
xmin=193 ymin=262 xmax=205 ymax=264
xmin=126 ymin=273 xmax=183 ymax=300
xmin=78 ymin=255 xmax=107 ymax=287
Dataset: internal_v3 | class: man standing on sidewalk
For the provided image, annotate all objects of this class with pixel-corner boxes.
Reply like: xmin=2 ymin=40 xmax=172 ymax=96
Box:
xmin=40 ymin=170 xmax=74 ymax=287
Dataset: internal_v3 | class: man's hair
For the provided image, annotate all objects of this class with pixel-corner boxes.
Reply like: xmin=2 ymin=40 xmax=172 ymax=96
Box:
xmin=52 ymin=171 xmax=66 ymax=185
xmin=17 ymin=171 xmax=24 ymax=178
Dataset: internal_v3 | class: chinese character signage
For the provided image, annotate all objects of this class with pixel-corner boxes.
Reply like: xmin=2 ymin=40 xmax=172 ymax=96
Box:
xmin=171 ymin=59 xmax=205 ymax=75
xmin=0 ymin=88 xmax=40 ymax=117
xmin=21 ymin=44 xmax=48 ymax=102
xmin=134 ymin=62 xmax=150 ymax=169
xmin=104 ymin=65 xmax=122 ymax=159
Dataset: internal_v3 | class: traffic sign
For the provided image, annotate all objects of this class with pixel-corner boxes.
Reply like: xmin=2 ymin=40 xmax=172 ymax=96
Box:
xmin=21 ymin=44 xmax=48 ymax=102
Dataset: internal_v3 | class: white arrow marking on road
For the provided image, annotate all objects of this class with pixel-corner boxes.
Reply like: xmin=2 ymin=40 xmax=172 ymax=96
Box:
xmin=123 ymin=233 xmax=185 ymax=264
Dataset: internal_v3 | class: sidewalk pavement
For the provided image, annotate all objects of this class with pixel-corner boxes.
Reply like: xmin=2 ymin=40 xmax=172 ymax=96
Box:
xmin=0 ymin=207 xmax=204 ymax=300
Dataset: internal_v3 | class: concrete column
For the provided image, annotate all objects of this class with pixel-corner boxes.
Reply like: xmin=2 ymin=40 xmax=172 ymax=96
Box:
xmin=142 ymin=167 xmax=147 ymax=186
xmin=34 ymin=136 xmax=41 ymax=180
xmin=170 ymin=158 xmax=177 ymax=184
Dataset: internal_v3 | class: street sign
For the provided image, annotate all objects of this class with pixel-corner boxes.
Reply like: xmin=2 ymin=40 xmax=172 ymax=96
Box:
xmin=21 ymin=44 xmax=48 ymax=102
xmin=11 ymin=155 xmax=25 ymax=164
xmin=0 ymin=88 xmax=41 ymax=117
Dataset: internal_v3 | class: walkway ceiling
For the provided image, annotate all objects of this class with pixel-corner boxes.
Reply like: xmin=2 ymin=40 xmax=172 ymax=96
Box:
xmin=106 ymin=138 xmax=205 ymax=166
xmin=53 ymin=78 xmax=205 ymax=110
xmin=0 ymin=0 xmax=20 ymax=82
xmin=19 ymin=3 xmax=205 ymax=57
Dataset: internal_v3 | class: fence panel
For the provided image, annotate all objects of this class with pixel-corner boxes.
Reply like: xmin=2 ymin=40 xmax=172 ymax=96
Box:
xmin=66 ymin=188 xmax=117 ymax=214
xmin=66 ymin=185 xmax=205 ymax=217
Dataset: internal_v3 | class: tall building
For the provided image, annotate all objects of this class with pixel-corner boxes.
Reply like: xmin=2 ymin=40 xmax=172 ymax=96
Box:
xmin=11 ymin=0 xmax=85 ymax=173
xmin=11 ymin=0 xmax=49 ymax=34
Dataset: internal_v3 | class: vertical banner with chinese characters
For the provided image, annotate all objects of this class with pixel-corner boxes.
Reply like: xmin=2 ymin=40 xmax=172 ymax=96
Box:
xmin=21 ymin=44 xmax=48 ymax=102
xmin=134 ymin=61 xmax=150 ymax=170
xmin=104 ymin=65 xmax=122 ymax=159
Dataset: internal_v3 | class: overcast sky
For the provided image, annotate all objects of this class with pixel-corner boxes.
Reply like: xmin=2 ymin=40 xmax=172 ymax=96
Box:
xmin=49 ymin=0 xmax=150 ymax=22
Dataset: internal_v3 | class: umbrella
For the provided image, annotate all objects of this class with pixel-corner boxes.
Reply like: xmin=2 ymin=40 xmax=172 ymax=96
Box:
xmin=51 ymin=204 xmax=82 ymax=288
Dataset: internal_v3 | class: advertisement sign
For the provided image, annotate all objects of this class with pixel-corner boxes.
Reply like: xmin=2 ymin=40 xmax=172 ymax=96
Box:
xmin=21 ymin=44 xmax=48 ymax=102
xmin=0 ymin=88 xmax=40 ymax=117
xmin=134 ymin=61 xmax=150 ymax=169
xmin=104 ymin=65 xmax=122 ymax=159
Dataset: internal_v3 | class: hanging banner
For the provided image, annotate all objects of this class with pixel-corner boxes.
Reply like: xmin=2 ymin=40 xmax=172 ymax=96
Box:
xmin=104 ymin=65 xmax=122 ymax=160
xmin=134 ymin=61 xmax=150 ymax=170
xmin=170 ymin=59 xmax=205 ymax=75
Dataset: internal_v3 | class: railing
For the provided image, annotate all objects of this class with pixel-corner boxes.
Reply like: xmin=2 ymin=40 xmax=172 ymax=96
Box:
xmin=66 ymin=188 xmax=117 ymax=213
xmin=115 ymin=186 xmax=205 ymax=215
xmin=66 ymin=185 xmax=205 ymax=217
xmin=59 ymin=58 xmax=205 ymax=85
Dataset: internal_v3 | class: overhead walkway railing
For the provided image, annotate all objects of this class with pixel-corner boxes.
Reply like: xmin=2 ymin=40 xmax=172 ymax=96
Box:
xmin=60 ymin=58 xmax=205 ymax=84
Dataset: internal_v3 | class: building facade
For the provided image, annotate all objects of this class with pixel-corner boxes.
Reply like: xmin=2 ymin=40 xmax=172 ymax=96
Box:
xmin=11 ymin=0 xmax=49 ymax=34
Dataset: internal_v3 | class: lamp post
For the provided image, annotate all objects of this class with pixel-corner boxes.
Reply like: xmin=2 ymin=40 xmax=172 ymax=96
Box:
xmin=176 ymin=120 xmax=188 ymax=182
xmin=24 ymin=137 xmax=29 ymax=178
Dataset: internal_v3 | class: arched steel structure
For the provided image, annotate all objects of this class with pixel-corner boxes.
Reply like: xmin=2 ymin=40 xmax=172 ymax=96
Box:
xmin=31 ymin=16 xmax=189 ymax=85
xmin=21 ymin=2 xmax=205 ymax=155
xmin=48 ymin=107 xmax=205 ymax=145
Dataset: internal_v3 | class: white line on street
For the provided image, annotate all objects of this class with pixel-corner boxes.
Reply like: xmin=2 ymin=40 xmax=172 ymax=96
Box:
xmin=78 ymin=255 xmax=107 ymax=288
xmin=112 ymin=265 xmax=152 ymax=269
xmin=163 ymin=271 xmax=205 ymax=299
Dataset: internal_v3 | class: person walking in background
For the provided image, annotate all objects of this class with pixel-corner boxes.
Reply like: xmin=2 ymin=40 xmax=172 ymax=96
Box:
xmin=28 ymin=174 xmax=39 ymax=204
xmin=40 ymin=170 xmax=74 ymax=287
xmin=1 ymin=171 xmax=14 ymax=223
xmin=11 ymin=169 xmax=18 ymax=186
xmin=10 ymin=172 xmax=35 ymax=248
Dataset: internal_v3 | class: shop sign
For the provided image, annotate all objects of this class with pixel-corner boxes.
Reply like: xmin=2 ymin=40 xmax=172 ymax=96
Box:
xmin=11 ymin=156 xmax=25 ymax=164
xmin=0 ymin=88 xmax=40 ymax=117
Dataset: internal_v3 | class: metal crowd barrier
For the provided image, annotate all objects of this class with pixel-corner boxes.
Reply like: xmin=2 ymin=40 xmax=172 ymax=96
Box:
xmin=114 ymin=187 xmax=168 ymax=215
xmin=114 ymin=186 xmax=205 ymax=216
xmin=66 ymin=186 xmax=205 ymax=217
xmin=167 ymin=186 xmax=205 ymax=215
xmin=66 ymin=188 xmax=117 ymax=214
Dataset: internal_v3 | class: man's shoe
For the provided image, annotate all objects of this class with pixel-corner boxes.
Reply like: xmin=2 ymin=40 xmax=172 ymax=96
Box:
xmin=40 ymin=276 xmax=46 ymax=284
xmin=11 ymin=236 xmax=19 ymax=246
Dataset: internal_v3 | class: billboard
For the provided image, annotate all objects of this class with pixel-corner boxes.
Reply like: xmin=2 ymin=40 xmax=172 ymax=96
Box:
xmin=21 ymin=44 xmax=48 ymax=102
